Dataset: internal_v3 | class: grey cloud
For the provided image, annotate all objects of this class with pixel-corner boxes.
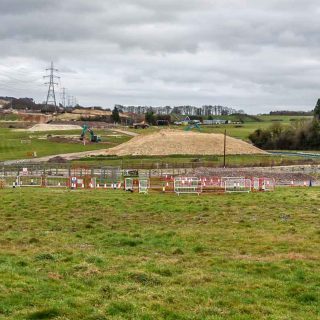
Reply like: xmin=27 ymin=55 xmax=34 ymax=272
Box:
xmin=0 ymin=0 xmax=319 ymax=112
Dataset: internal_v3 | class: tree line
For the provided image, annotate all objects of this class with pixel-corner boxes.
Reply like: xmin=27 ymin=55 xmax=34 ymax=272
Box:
xmin=249 ymin=100 xmax=320 ymax=150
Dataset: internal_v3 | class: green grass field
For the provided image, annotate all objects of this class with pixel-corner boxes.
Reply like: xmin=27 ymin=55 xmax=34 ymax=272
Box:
xmin=0 ymin=187 xmax=319 ymax=319
xmin=180 ymin=115 xmax=313 ymax=140
xmin=73 ymin=153 xmax=314 ymax=168
xmin=127 ymin=115 xmax=313 ymax=141
xmin=0 ymin=128 xmax=130 ymax=161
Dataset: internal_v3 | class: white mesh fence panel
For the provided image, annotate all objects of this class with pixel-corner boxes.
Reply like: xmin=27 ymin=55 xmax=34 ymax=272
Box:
xmin=139 ymin=179 xmax=149 ymax=194
xmin=19 ymin=176 xmax=42 ymax=187
xmin=261 ymin=178 xmax=275 ymax=191
xmin=45 ymin=176 xmax=68 ymax=188
xmin=125 ymin=178 xmax=134 ymax=191
xmin=174 ymin=177 xmax=202 ymax=195
xmin=224 ymin=178 xmax=251 ymax=193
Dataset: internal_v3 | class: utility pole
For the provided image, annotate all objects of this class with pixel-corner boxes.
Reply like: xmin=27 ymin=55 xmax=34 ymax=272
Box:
xmin=44 ymin=62 xmax=59 ymax=113
xmin=223 ymin=129 xmax=227 ymax=168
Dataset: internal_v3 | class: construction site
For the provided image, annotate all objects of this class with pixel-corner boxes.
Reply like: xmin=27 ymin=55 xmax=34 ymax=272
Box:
xmin=1 ymin=125 xmax=318 ymax=194
xmin=1 ymin=110 xmax=320 ymax=193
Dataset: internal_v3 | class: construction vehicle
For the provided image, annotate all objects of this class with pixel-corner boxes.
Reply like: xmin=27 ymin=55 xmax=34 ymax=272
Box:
xmin=184 ymin=121 xmax=201 ymax=132
xmin=132 ymin=121 xmax=149 ymax=129
xmin=80 ymin=124 xmax=101 ymax=142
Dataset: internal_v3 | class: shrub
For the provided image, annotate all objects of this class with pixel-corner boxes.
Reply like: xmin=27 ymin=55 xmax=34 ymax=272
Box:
xmin=249 ymin=120 xmax=320 ymax=150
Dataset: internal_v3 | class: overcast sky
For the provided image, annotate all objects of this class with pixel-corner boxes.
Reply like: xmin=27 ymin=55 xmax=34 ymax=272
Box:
xmin=0 ymin=0 xmax=319 ymax=113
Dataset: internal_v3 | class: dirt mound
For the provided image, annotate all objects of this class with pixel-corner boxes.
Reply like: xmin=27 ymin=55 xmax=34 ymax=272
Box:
xmin=48 ymin=156 xmax=67 ymax=163
xmin=104 ymin=130 xmax=266 ymax=156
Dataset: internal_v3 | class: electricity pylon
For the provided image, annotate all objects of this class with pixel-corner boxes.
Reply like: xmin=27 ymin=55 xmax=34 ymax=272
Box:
xmin=44 ymin=62 xmax=59 ymax=112
xmin=61 ymin=87 xmax=67 ymax=108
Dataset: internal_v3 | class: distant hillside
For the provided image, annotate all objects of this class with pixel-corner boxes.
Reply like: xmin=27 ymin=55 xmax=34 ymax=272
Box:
xmin=202 ymin=114 xmax=262 ymax=123
xmin=0 ymin=96 xmax=15 ymax=102
xmin=1 ymin=97 xmax=63 ymax=113
xmin=232 ymin=114 xmax=262 ymax=122
xmin=269 ymin=110 xmax=313 ymax=116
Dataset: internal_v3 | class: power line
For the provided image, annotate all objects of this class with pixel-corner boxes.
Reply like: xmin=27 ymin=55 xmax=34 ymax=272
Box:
xmin=66 ymin=94 xmax=78 ymax=108
xmin=44 ymin=61 xmax=60 ymax=112
xmin=0 ymin=62 xmax=79 ymax=108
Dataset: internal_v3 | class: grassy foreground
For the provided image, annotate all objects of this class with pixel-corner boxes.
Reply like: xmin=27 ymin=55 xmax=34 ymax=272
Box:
xmin=0 ymin=188 xmax=319 ymax=319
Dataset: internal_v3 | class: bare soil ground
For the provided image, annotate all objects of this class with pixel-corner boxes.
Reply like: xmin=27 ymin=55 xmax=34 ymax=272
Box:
xmin=111 ymin=128 xmax=139 ymax=137
xmin=104 ymin=129 xmax=266 ymax=156
xmin=15 ymin=124 xmax=82 ymax=132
